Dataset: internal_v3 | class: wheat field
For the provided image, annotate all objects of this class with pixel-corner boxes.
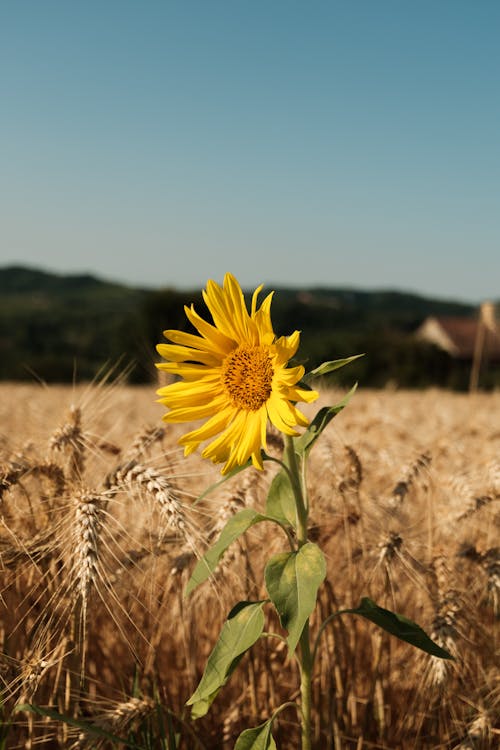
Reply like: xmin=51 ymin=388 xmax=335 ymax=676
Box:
xmin=0 ymin=380 xmax=498 ymax=749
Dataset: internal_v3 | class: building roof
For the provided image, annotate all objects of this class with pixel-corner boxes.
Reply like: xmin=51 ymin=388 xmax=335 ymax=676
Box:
xmin=416 ymin=315 xmax=500 ymax=360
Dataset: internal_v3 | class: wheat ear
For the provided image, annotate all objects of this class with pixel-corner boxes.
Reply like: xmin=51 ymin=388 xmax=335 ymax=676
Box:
xmin=112 ymin=461 xmax=187 ymax=538
xmin=49 ymin=405 xmax=86 ymax=479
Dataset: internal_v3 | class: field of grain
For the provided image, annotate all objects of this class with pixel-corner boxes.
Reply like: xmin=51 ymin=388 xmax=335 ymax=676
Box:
xmin=0 ymin=380 xmax=498 ymax=749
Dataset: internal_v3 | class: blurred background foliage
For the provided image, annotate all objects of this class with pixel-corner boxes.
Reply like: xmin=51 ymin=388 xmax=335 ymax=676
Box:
xmin=1 ymin=266 xmax=498 ymax=390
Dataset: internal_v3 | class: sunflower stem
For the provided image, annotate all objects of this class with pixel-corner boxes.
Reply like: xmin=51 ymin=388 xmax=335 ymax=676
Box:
xmin=284 ymin=435 xmax=312 ymax=750
xmin=284 ymin=435 xmax=308 ymax=545
xmin=299 ymin=621 xmax=313 ymax=750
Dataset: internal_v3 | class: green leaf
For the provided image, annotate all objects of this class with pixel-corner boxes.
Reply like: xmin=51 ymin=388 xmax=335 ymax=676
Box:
xmin=185 ymin=509 xmax=274 ymax=596
xmin=186 ymin=601 xmax=266 ymax=718
xmin=293 ymin=383 xmax=357 ymax=458
xmin=234 ymin=719 xmax=277 ymax=750
xmin=303 ymin=354 xmax=364 ymax=383
xmin=265 ymin=542 xmax=326 ymax=654
xmin=342 ymin=597 xmax=454 ymax=660
xmin=265 ymin=468 xmax=296 ymax=527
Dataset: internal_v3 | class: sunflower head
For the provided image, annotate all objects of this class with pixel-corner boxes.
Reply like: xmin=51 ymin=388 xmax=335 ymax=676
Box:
xmin=156 ymin=273 xmax=318 ymax=474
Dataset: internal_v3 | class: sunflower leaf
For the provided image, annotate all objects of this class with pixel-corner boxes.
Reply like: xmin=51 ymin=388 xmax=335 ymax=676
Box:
xmin=341 ymin=597 xmax=454 ymax=660
xmin=265 ymin=542 xmax=326 ymax=654
xmin=265 ymin=468 xmax=296 ymax=527
xmin=234 ymin=718 xmax=277 ymax=750
xmin=185 ymin=508 xmax=281 ymax=596
xmin=186 ymin=601 xmax=266 ymax=718
xmin=293 ymin=383 xmax=358 ymax=458
xmin=303 ymin=354 xmax=364 ymax=383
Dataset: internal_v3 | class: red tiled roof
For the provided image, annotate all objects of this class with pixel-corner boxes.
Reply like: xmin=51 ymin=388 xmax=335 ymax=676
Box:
xmin=433 ymin=317 xmax=500 ymax=359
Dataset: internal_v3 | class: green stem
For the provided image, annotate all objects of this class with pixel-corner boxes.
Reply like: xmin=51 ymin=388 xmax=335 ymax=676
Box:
xmin=284 ymin=435 xmax=312 ymax=750
xmin=284 ymin=435 xmax=308 ymax=544
xmin=299 ymin=621 xmax=313 ymax=750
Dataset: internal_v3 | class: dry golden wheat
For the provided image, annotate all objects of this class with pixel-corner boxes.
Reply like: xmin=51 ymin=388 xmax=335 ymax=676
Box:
xmin=0 ymin=383 xmax=499 ymax=749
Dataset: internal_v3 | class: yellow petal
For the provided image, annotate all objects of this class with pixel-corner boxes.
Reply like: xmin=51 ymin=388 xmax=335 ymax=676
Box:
xmin=157 ymin=343 xmax=220 ymax=367
xmin=184 ymin=304 xmax=234 ymax=354
xmin=266 ymin=393 xmax=301 ymax=435
xmin=162 ymin=328 xmax=225 ymax=357
xmin=160 ymin=398 xmax=226 ymax=422
xmin=180 ymin=406 xmax=237 ymax=445
xmin=157 ymin=379 xmax=221 ymax=408
xmin=253 ymin=292 xmax=275 ymax=339
xmin=287 ymin=386 xmax=319 ymax=404
xmin=156 ymin=362 xmax=218 ymax=382
xmin=235 ymin=410 xmax=265 ymax=466
xmin=251 ymin=284 xmax=264 ymax=316
xmin=274 ymin=330 xmax=300 ymax=364
xmin=201 ymin=410 xmax=247 ymax=466
xmin=275 ymin=364 xmax=305 ymax=386
xmin=224 ymin=273 xmax=257 ymax=344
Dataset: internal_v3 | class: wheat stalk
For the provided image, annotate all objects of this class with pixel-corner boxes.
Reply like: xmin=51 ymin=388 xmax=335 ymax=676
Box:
xmin=428 ymin=554 xmax=460 ymax=688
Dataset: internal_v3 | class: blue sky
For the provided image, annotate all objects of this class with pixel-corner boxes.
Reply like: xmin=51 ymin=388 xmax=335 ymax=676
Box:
xmin=1 ymin=1 xmax=499 ymax=302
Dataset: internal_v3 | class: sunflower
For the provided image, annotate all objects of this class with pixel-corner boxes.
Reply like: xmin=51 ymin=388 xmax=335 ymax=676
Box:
xmin=156 ymin=273 xmax=318 ymax=474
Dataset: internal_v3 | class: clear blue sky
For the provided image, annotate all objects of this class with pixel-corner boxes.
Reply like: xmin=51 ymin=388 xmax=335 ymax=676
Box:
xmin=1 ymin=1 xmax=499 ymax=302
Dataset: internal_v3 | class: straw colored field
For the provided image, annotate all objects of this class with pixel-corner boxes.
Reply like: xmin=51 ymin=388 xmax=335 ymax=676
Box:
xmin=0 ymin=381 xmax=498 ymax=749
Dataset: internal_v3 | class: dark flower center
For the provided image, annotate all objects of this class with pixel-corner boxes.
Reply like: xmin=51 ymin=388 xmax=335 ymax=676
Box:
xmin=221 ymin=346 xmax=274 ymax=411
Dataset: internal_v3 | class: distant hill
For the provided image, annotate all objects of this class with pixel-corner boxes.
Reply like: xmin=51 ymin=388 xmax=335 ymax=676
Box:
xmin=270 ymin=285 xmax=474 ymax=329
xmin=0 ymin=265 xmax=494 ymax=388
xmin=0 ymin=265 xmax=145 ymax=301
xmin=0 ymin=266 xmax=147 ymax=381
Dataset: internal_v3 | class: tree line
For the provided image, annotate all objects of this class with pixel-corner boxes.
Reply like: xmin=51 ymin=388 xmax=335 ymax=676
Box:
xmin=1 ymin=266 xmax=497 ymax=389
